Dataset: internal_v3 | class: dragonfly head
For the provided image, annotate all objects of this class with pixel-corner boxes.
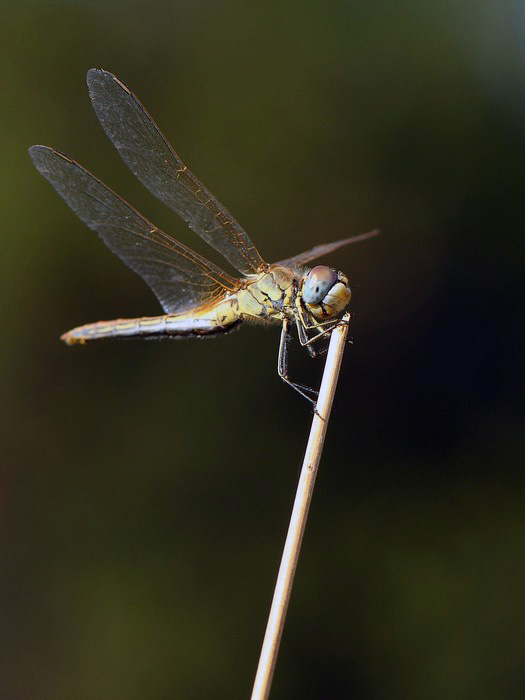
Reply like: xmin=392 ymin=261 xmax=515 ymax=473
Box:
xmin=301 ymin=266 xmax=351 ymax=320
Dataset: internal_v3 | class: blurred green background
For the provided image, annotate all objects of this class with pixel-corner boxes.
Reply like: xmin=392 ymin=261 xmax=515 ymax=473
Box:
xmin=2 ymin=1 xmax=524 ymax=698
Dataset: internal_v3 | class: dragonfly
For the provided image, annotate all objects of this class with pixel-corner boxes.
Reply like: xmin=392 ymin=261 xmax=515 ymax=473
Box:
xmin=30 ymin=69 xmax=378 ymax=404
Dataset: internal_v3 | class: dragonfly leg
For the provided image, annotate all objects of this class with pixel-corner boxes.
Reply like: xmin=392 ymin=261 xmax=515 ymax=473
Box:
xmin=278 ymin=320 xmax=318 ymax=406
xmin=295 ymin=316 xmax=317 ymax=358
xmin=296 ymin=316 xmax=340 ymax=354
xmin=303 ymin=323 xmax=338 ymax=347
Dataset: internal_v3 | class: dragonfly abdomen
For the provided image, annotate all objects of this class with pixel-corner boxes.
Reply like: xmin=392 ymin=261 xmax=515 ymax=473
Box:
xmin=61 ymin=299 xmax=242 ymax=345
xmin=61 ymin=315 xmax=170 ymax=344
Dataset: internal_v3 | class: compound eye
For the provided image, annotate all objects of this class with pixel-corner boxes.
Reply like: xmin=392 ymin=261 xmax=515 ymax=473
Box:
xmin=302 ymin=266 xmax=338 ymax=304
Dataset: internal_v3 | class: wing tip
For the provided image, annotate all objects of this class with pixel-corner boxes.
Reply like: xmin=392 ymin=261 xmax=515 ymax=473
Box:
xmin=344 ymin=228 xmax=381 ymax=244
xmin=87 ymin=67 xmax=111 ymax=94
xmin=29 ymin=144 xmax=53 ymax=168
xmin=359 ymin=227 xmax=381 ymax=242
xmin=87 ymin=68 xmax=132 ymax=96
xmin=29 ymin=145 xmax=73 ymax=166
xmin=87 ymin=67 xmax=111 ymax=80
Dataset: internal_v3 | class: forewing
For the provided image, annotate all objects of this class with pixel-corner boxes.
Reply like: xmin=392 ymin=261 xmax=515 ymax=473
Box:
xmin=86 ymin=68 xmax=265 ymax=276
xmin=276 ymin=229 xmax=380 ymax=268
xmin=29 ymin=146 xmax=237 ymax=314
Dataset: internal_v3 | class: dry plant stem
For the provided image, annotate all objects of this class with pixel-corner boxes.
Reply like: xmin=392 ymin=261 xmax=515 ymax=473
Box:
xmin=251 ymin=313 xmax=350 ymax=700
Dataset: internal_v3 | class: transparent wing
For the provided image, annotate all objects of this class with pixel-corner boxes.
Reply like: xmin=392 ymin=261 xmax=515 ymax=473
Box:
xmin=275 ymin=229 xmax=380 ymax=268
xmin=86 ymin=68 xmax=265 ymax=276
xmin=29 ymin=146 xmax=238 ymax=314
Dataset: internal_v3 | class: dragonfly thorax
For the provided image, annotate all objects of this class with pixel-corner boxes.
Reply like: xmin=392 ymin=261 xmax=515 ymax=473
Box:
xmin=301 ymin=266 xmax=351 ymax=320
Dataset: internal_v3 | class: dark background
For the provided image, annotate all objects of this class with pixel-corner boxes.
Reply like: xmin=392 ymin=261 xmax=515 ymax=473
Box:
xmin=2 ymin=1 xmax=524 ymax=698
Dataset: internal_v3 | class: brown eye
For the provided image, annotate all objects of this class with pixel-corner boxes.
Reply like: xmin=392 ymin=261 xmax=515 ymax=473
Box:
xmin=302 ymin=266 xmax=338 ymax=304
